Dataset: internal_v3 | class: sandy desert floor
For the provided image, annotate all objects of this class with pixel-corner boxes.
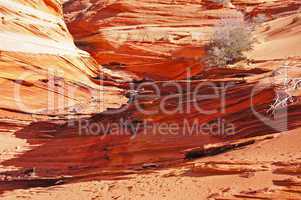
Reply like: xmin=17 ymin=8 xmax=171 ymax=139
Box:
xmin=2 ymin=128 xmax=301 ymax=199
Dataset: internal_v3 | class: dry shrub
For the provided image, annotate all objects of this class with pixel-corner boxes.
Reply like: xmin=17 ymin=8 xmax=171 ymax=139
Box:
xmin=211 ymin=0 xmax=231 ymax=5
xmin=205 ymin=18 xmax=254 ymax=67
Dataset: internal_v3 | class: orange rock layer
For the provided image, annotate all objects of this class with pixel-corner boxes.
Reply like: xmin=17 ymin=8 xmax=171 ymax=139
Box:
xmin=1 ymin=0 xmax=301 ymax=199
xmin=0 ymin=0 xmax=128 ymax=120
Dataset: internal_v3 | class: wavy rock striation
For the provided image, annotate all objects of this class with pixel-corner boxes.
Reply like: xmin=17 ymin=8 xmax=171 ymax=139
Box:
xmin=63 ymin=0 xmax=246 ymax=80
xmin=1 ymin=0 xmax=301 ymax=199
xmin=0 ymin=0 xmax=127 ymax=121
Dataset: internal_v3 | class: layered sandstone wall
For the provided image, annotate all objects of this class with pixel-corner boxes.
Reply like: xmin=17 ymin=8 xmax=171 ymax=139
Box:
xmin=63 ymin=0 xmax=301 ymax=79
xmin=0 ymin=0 xmax=127 ymax=120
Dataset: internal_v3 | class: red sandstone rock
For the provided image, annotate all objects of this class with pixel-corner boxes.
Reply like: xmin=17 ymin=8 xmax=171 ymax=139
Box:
xmin=1 ymin=0 xmax=301 ymax=199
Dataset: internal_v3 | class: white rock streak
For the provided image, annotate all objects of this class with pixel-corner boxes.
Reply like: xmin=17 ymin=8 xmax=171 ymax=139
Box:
xmin=0 ymin=0 xmax=88 ymax=56
xmin=0 ymin=0 xmax=63 ymax=23
xmin=0 ymin=31 xmax=83 ymax=55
